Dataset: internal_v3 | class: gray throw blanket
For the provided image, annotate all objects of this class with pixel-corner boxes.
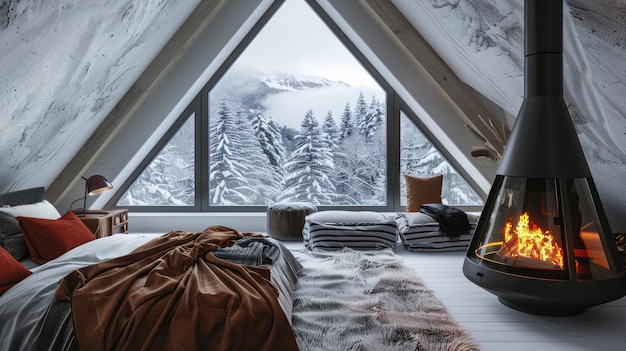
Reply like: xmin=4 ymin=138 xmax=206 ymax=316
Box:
xmin=213 ymin=236 xmax=280 ymax=265
xmin=419 ymin=204 xmax=470 ymax=240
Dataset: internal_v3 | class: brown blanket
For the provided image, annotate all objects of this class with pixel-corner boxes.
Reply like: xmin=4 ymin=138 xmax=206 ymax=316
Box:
xmin=55 ymin=226 xmax=299 ymax=351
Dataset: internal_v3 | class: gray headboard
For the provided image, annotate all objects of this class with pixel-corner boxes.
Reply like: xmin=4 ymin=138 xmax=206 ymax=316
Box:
xmin=0 ymin=187 xmax=45 ymax=207
xmin=0 ymin=187 xmax=46 ymax=261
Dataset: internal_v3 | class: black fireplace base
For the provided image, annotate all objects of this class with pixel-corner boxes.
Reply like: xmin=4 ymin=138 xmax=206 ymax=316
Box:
xmin=463 ymin=257 xmax=626 ymax=316
xmin=498 ymin=297 xmax=585 ymax=317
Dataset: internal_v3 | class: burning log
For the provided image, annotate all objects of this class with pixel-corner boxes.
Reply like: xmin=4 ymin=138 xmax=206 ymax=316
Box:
xmin=496 ymin=227 xmax=518 ymax=259
xmin=496 ymin=213 xmax=564 ymax=269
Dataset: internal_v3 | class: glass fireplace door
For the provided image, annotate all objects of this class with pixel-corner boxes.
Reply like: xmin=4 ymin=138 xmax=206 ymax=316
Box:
xmin=475 ymin=177 xmax=567 ymax=276
xmin=472 ymin=176 xmax=615 ymax=281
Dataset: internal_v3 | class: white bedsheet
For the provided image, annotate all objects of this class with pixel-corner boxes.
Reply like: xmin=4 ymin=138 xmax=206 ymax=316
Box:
xmin=0 ymin=234 xmax=155 ymax=351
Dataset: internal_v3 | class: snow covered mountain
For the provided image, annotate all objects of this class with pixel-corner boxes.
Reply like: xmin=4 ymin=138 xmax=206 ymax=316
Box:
xmin=209 ymin=66 xmax=376 ymax=132
xmin=212 ymin=67 xmax=351 ymax=114
xmin=258 ymin=71 xmax=350 ymax=92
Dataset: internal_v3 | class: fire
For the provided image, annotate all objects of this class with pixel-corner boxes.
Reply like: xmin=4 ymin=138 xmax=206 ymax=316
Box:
xmin=500 ymin=212 xmax=564 ymax=269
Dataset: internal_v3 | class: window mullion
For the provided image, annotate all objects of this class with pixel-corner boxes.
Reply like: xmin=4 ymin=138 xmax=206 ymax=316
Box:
xmin=388 ymin=92 xmax=401 ymax=212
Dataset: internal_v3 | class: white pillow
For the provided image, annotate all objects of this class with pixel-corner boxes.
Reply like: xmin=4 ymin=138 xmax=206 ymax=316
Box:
xmin=305 ymin=210 xmax=388 ymax=224
xmin=0 ymin=200 xmax=61 ymax=219
xmin=303 ymin=211 xmax=397 ymax=251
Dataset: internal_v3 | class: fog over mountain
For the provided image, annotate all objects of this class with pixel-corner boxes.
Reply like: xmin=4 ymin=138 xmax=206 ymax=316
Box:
xmin=212 ymin=66 xmax=382 ymax=129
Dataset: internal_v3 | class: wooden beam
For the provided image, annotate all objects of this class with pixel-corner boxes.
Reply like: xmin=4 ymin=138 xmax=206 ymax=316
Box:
xmin=47 ymin=0 xmax=228 ymax=206
xmin=360 ymin=0 xmax=508 ymax=159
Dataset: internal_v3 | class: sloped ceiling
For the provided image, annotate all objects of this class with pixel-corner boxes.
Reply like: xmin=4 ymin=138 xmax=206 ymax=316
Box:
xmin=0 ymin=0 xmax=199 ymax=190
xmin=0 ymin=0 xmax=624 ymax=230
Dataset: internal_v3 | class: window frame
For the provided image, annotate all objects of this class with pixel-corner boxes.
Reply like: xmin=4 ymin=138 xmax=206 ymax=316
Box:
xmin=107 ymin=95 xmax=203 ymax=212
xmin=399 ymin=99 xmax=485 ymax=212
xmin=107 ymin=0 xmax=484 ymax=213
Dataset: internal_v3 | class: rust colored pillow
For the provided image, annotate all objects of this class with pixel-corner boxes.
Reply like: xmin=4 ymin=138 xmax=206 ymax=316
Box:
xmin=17 ymin=211 xmax=95 ymax=264
xmin=0 ymin=245 xmax=32 ymax=295
xmin=405 ymin=174 xmax=443 ymax=212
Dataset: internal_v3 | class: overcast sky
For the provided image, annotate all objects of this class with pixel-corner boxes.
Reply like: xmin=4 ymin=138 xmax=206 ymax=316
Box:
xmin=236 ymin=0 xmax=380 ymax=89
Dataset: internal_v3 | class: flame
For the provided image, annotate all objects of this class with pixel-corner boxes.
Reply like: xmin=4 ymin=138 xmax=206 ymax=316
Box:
xmin=503 ymin=212 xmax=564 ymax=268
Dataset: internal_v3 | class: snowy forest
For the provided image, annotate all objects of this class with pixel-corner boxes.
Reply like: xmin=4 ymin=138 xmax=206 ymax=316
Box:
xmin=119 ymin=88 xmax=482 ymax=207
xmin=208 ymin=91 xmax=387 ymax=206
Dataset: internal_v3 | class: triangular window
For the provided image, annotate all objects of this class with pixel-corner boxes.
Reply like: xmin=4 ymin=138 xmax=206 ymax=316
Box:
xmin=207 ymin=0 xmax=386 ymax=206
xmin=400 ymin=112 xmax=483 ymax=206
xmin=117 ymin=114 xmax=195 ymax=206
xmin=112 ymin=0 xmax=484 ymax=211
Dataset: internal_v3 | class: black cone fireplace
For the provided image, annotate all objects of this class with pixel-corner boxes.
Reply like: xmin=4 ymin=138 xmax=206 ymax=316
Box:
xmin=463 ymin=0 xmax=626 ymax=316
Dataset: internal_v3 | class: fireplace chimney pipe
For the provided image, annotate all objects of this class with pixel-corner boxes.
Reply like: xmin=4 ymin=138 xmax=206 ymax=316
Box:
xmin=525 ymin=0 xmax=562 ymax=97
xmin=497 ymin=0 xmax=590 ymax=179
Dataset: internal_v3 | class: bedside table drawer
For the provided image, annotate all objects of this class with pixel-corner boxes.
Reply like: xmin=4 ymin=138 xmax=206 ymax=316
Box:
xmin=78 ymin=209 xmax=128 ymax=238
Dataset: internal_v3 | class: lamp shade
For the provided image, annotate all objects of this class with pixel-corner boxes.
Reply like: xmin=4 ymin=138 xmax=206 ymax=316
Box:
xmin=85 ymin=175 xmax=113 ymax=195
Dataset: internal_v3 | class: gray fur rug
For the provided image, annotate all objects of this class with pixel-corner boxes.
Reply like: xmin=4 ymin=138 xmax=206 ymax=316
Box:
xmin=291 ymin=248 xmax=478 ymax=351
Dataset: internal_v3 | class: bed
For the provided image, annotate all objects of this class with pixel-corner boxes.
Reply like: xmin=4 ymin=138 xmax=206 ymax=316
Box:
xmin=0 ymin=188 xmax=302 ymax=351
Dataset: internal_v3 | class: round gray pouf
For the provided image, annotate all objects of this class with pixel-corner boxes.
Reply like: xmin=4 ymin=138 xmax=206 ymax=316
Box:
xmin=267 ymin=202 xmax=317 ymax=240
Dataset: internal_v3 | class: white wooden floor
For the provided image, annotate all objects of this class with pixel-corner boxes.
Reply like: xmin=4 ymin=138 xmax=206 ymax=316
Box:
xmin=282 ymin=242 xmax=626 ymax=351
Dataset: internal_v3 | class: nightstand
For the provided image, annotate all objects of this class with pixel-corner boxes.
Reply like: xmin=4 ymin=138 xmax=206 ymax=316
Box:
xmin=78 ymin=209 xmax=128 ymax=238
